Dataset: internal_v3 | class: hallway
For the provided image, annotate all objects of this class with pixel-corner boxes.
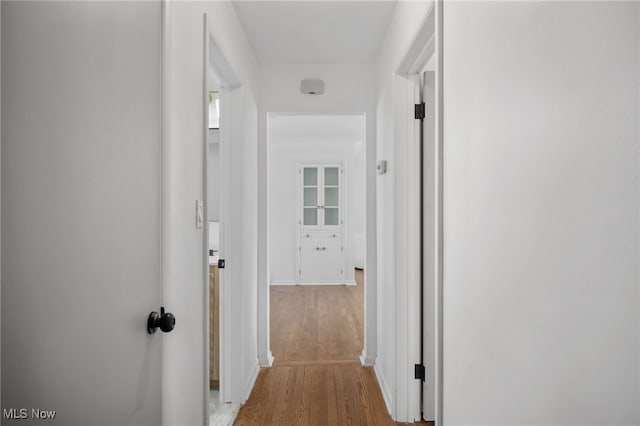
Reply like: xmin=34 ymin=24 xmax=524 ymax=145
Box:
xmin=235 ymin=271 xmax=431 ymax=425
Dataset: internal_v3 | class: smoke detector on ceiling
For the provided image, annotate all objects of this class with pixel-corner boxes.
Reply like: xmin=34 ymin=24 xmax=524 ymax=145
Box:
xmin=301 ymin=79 xmax=324 ymax=95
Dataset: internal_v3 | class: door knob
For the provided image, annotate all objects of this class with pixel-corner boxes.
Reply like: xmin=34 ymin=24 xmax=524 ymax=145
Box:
xmin=147 ymin=306 xmax=176 ymax=334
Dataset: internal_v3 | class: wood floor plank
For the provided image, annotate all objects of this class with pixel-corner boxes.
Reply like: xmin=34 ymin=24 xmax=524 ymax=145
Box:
xmin=261 ymin=367 xmax=290 ymax=425
xmin=234 ymin=368 xmax=268 ymax=426
xmin=308 ymin=366 xmax=329 ymax=426
xmin=285 ymin=366 xmax=307 ymax=426
xmin=235 ymin=270 xmax=431 ymax=425
xmin=326 ymin=366 xmax=339 ymax=426
xmin=269 ymin=366 xmax=297 ymax=426
xmin=332 ymin=365 xmax=348 ymax=426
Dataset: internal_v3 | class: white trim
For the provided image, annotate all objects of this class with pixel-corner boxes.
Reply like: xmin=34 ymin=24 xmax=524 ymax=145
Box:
xmin=260 ymin=111 xmax=374 ymax=382
xmin=361 ymin=111 xmax=377 ymax=385
xmin=268 ymin=111 xmax=365 ymax=119
xmin=207 ymin=35 xmax=240 ymax=90
xmin=397 ymin=2 xmax=436 ymax=75
xmin=420 ymin=70 xmax=438 ymax=422
xmin=258 ymin=350 xmax=274 ymax=368
xmin=202 ymin=15 xmax=210 ymax=426
xmin=240 ymin=362 xmax=260 ymax=405
xmin=408 ymin=72 xmax=423 ymax=422
xmin=218 ymin=88 xmax=235 ymax=405
xmin=374 ymin=363 xmax=394 ymax=419
xmin=269 ymin=280 xmax=297 ymax=286
xmin=202 ymin=12 xmax=244 ymax=417
xmin=392 ymin=73 xmax=422 ymax=423
xmin=435 ymin=2 xmax=444 ymax=424
xmin=272 ymin=281 xmax=357 ymax=286
xmin=360 ymin=351 xmax=376 ymax=367
xmin=393 ymin=2 xmax=442 ymax=424
xmin=257 ymin=111 xmax=271 ymax=383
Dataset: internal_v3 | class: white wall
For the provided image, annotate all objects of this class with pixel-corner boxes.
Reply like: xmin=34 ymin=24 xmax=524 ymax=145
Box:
xmin=268 ymin=114 xmax=365 ymax=285
xmin=162 ymin=2 xmax=259 ymax=425
xmin=443 ymin=2 xmax=639 ymax=425
xmin=373 ymin=1 xmax=434 ymax=421
xmin=258 ymin=64 xmax=378 ymax=365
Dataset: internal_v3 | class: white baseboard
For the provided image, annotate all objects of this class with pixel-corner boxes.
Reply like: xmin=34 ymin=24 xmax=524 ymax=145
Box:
xmin=258 ymin=350 xmax=274 ymax=368
xmin=359 ymin=350 xmax=376 ymax=367
xmin=269 ymin=280 xmax=297 ymax=286
xmin=374 ymin=363 xmax=394 ymax=420
xmin=241 ymin=362 xmax=260 ymax=405
xmin=271 ymin=281 xmax=357 ymax=286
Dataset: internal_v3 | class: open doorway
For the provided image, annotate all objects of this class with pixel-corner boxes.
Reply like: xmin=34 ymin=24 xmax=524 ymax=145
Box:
xmin=202 ymin=16 xmax=243 ymax=424
xmin=206 ymin=87 xmax=222 ymax=414
xmin=266 ymin=114 xmax=367 ymax=362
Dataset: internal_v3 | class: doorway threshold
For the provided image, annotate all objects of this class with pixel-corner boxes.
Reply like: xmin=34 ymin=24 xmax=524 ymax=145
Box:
xmin=209 ymin=396 xmax=240 ymax=426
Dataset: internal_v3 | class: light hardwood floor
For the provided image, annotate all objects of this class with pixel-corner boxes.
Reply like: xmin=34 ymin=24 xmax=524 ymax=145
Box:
xmin=234 ymin=271 xmax=432 ymax=425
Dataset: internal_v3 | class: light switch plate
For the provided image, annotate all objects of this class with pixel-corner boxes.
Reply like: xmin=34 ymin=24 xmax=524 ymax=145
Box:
xmin=196 ymin=200 xmax=204 ymax=228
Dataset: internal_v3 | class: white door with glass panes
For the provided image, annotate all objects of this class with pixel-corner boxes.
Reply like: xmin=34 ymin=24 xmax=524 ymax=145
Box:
xmin=298 ymin=164 xmax=345 ymax=284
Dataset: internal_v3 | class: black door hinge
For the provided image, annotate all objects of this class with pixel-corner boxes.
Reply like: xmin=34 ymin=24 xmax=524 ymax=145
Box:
xmin=414 ymin=363 xmax=425 ymax=381
xmin=414 ymin=102 xmax=425 ymax=120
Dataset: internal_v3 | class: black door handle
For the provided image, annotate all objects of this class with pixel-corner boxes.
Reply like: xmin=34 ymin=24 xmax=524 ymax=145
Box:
xmin=147 ymin=306 xmax=175 ymax=334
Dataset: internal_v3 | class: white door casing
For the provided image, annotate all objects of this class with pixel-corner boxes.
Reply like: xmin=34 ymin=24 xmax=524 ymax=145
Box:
xmin=2 ymin=2 xmax=163 ymax=425
xmin=393 ymin=1 xmax=440 ymax=422
xmin=421 ymin=69 xmax=438 ymax=422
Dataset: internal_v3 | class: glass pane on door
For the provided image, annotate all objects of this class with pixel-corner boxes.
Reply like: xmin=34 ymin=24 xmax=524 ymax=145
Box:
xmin=303 ymin=168 xmax=318 ymax=186
xmin=303 ymin=188 xmax=317 ymax=207
xmin=303 ymin=208 xmax=317 ymax=225
xmin=325 ymin=207 xmax=339 ymax=225
xmin=325 ymin=188 xmax=338 ymax=207
xmin=324 ymin=167 xmax=339 ymax=186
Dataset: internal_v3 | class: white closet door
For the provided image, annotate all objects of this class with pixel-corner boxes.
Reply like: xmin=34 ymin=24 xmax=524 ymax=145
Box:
xmin=300 ymin=165 xmax=342 ymax=230
xmin=322 ymin=166 xmax=341 ymax=227
xmin=318 ymin=237 xmax=342 ymax=282
xmin=302 ymin=166 xmax=321 ymax=227
xmin=300 ymin=234 xmax=342 ymax=284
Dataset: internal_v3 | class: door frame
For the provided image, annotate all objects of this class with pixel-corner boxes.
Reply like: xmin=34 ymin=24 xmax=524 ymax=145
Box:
xmin=394 ymin=1 xmax=443 ymax=423
xmin=202 ymin=13 xmax=242 ymax=421
xmin=260 ymin=112 xmax=372 ymax=365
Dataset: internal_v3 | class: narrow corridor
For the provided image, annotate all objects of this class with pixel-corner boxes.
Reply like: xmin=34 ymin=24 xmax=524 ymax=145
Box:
xmin=235 ymin=271 xmax=432 ymax=425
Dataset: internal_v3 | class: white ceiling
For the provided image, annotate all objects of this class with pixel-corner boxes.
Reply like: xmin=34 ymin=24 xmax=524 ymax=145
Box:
xmin=232 ymin=1 xmax=397 ymax=64
xmin=269 ymin=114 xmax=365 ymax=141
